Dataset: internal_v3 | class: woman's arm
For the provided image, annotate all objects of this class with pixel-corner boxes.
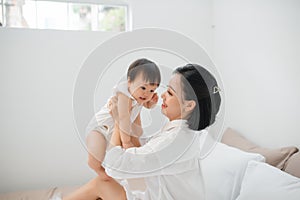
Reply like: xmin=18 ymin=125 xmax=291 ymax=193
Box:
xmin=109 ymin=96 xmax=141 ymax=149
xmin=117 ymin=93 xmax=134 ymax=149
xmin=110 ymin=122 xmax=122 ymax=147
xmin=104 ymin=129 xmax=200 ymax=179
xmin=131 ymin=113 xmax=143 ymax=147
xmin=107 ymin=95 xmax=200 ymax=179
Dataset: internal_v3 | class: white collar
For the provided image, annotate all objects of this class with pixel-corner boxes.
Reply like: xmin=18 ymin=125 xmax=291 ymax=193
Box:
xmin=118 ymin=81 xmax=138 ymax=103
xmin=161 ymin=119 xmax=189 ymax=131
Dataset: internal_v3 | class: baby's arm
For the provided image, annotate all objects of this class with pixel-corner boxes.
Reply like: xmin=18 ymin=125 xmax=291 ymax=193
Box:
xmin=117 ymin=92 xmax=134 ymax=149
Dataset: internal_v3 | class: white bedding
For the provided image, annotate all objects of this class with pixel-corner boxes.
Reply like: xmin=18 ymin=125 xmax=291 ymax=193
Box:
xmin=0 ymin=133 xmax=299 ymax=200
xmin=236 ymin=160 xmax=300 ymax=200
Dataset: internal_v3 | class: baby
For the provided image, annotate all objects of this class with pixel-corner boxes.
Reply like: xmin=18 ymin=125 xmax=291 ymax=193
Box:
xmin=86 ymin=58 xmax=161 ymax=180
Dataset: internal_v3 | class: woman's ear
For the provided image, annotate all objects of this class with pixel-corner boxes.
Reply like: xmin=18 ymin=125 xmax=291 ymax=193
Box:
xmin=127 ymin=78 xmax=131 ymax=86
xmin=184 ymin=100 xmax=196 ymax=112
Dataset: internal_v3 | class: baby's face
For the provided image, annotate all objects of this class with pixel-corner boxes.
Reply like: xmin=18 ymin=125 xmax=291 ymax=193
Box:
xmin=128 ymin=73 xmax=159 ymax=104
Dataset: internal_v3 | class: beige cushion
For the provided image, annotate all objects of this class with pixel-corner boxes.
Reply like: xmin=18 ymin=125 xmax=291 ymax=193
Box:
xmin=221 ymin=128 xmax=298 ymax=170
xmin=284 ymin=152 xmax=300 ymax=178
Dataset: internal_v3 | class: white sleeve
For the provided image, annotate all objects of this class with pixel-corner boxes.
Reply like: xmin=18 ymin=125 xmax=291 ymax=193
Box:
xmin=103 ymin=130 xmax=200 ymax=179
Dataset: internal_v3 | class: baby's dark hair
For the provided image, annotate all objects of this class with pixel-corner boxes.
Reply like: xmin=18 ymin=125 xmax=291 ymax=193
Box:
xmin=127 ymin=58 xmax=161 ymax=86
xmin=174 ymin=64 xmax=221 ymax=131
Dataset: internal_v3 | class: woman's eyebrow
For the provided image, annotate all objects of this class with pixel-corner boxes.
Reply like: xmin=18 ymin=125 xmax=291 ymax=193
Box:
xmin=167 ymin=85 xmax=176 ymax=93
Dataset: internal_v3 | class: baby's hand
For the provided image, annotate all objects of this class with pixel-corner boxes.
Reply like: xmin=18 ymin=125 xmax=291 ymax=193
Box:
xmin=144 ymin=93 xmax=158 ymax=109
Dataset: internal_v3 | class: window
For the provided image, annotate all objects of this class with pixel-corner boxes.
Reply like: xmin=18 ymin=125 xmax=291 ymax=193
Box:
xmin=0 ymin=0 xmax=3 ymax=26
xmin=1 ymin=0 xmax=128 ymax=31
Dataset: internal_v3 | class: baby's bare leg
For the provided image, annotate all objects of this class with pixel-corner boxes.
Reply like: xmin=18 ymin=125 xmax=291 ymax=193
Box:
xmin=86 ymin=131 xmax=111 ymax=180
xmin=63 ymin=176 xmax=126 ymax=200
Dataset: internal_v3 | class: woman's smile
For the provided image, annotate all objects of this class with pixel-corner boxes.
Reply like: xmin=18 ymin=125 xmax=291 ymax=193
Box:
xmin=161 ymin=102 xmax=167 ymax=109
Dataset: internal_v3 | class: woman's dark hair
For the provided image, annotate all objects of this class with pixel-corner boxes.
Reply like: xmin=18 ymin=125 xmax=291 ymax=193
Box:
xmin=174 ymin=64 xmax=221 ymax=130
xmin=127 ymin=58 xmax=161 ymax=86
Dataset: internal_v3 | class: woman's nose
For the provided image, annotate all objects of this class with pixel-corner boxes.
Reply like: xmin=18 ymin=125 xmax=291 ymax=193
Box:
xmin=161 ymin=92 xmax=166 ymax=99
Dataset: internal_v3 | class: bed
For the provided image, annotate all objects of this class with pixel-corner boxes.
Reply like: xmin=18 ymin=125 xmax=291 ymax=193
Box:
xmin=0 ymin=127 xmax=299 ymax=200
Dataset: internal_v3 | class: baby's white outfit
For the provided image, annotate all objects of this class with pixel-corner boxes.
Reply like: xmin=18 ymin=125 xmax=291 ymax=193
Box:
xmin=86 ymin=81 xmax=143 ymax=143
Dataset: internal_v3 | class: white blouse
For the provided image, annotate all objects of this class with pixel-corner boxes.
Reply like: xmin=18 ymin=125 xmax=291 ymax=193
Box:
xmin=104 ymin=119 xmax=206 ymax=200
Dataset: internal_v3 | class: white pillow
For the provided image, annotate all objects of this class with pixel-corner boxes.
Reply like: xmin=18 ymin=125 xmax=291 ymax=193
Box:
xmin=236 ymin=160 xmax=300 ymax=200
xmin=201 ymin=137 xmax=265 ymax=200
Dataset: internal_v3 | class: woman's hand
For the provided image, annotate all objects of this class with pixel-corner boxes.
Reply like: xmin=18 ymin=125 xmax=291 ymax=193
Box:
xmin=108 ymin=95 xmax=119 ymax=121
xmin=108 ymin=95 xmax=123 ymax=148
xmin=144 ymin=93 xmax=159 ymax=109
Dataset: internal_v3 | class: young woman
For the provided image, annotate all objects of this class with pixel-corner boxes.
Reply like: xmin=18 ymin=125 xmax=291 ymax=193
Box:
xmin=63 ymin=63 xmax=221 ymax=200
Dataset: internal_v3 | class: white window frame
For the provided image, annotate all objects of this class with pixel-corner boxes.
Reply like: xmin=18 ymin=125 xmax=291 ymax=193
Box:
xmin=1 ymin=0 xmax=132 ymax=31
xmin=1 ymin=0 xmax=4 ymax=26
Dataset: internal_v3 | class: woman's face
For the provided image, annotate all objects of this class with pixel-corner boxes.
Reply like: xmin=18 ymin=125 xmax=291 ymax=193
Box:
xmin=161 ymin=74 xmax=186 ymax=121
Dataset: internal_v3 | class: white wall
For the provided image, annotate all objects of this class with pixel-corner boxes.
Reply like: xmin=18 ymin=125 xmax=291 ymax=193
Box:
xmin=213 ymin=0 xmax=300 ymax=148
xmin=129 ymin=0 xmax=213 ymax=54
xmin=0 ymin=0 xmax=213 ymax=193
xmin=0 ymin=28 xmax=115 ymax=192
